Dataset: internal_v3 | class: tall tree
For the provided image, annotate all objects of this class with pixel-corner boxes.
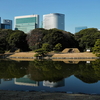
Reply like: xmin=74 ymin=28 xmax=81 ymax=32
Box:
xmin=26 ymin=28 xmax=78 ymax=51
xmin=74 ymin=28 xmax=100 ymax=51
xmin=0 ymin=29 xmax=14 ymax=51
xmin=93 ymin=39 xmax=100 ymax=56
xmin=53 ymin=43 xmax=62 ymax=51
xmin=26 ymin=28 xmax=47 ymax=50
xmin=8 ymin=30 xmax=29 ymax=51
xmin=43 ymin=28 xmax=78 ymax=50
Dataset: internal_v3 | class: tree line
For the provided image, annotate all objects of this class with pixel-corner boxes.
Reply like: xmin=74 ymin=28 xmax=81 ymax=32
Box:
xmin=0 ymin=28 xmax=100 ymax=55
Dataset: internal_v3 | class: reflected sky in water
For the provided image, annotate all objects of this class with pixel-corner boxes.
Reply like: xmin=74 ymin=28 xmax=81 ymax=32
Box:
xmin=0 ymin=59 xmax=100 ymax=94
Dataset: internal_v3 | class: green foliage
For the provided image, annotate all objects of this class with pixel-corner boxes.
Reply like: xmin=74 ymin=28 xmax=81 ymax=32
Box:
xmin=0 ymin=47 xmax=5 ymax=54
xmin=92 ymin=59 xmax=100 ymax=79
xmin=28 ymin=60 xmax=76 ymax=82
xmin=34 ymin=43 xmax=53 ymax=57
xmin=93 ymin=39 xmax=100 ymax=56
xmin=27 ymin=60 xmax=100 ymax=83
xmin=34 ymin=53 xmax=40 ymax=57
xmin=8 ymin=30 xmax=29 ymax=51
xmin=27 ymin=28 xmax=78 ymax=51
xmin=43 ymin=28 xmax=78 ymax=50
xmin=0 ymin=29 xmax=29 ymax=52
xmin=43 ymin=29 xmax=64 ymax=47
xmin=34 ymin=48 xmax=48 ymax=57
xmin=1 ymin=60 xmax=100 ymax=84
xmin=26 ymin=28 xmax=47 ymax=50
xmin=42 ymin=43 xmax=51 ymax=52
xmin=74 ymin=28 xmax=100 ymax=51
xmin=75 ymin=62 xmax=98 ymax=83
xmin=0 ymin=60 xmax=28 ymax=78
xmin=53 ymin=43 xmax=62 ymax=51
xmin=0 ymin=29 xmax=14 ymax=51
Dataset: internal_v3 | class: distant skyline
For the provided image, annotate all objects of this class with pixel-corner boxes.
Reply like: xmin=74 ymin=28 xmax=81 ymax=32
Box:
xmin=0 ymin=0 xmax=100 ymax=33
xmin=75 ymin=26 xmax=87 ymax=33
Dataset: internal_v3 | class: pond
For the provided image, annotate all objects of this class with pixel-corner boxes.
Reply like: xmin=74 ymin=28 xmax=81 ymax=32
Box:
xmin=0 ymin=59 xmax=100 ymax=94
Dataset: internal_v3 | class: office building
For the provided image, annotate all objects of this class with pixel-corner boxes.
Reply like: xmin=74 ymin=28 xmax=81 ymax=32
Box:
xmin=14 ymin=15 xmax=39 ymax=33
xmin=15 ymin=75 xmax=38 ymax=86
xmin=75 ymin=26 xmax=87 ymax=33
xmin=43 ymin=13 xmax=65 ymax=30
xmin=0 ymin=17 xmax=12 ymax=29
xmin=43 ymin=79 xmax=65 ymax=87
xmin=1 ymin=19 xmax=12 ymax=29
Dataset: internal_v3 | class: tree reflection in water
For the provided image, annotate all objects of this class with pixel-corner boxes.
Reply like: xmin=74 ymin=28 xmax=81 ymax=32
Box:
xmin=0 ymin=59 xmax=100 ymax=84
xmin=0 ymin=60 xmax=29 ymax=78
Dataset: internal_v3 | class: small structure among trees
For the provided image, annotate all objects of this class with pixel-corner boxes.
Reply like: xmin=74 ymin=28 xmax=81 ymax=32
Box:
xmin=62 ymin=48 xmax=80 ymax=53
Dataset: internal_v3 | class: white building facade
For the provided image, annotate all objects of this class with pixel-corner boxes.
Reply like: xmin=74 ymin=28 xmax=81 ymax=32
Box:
xmin=43 ymin=13 xmax=65 ymax=30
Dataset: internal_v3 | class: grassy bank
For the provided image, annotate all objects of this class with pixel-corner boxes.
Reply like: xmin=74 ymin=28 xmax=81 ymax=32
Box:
xmin=1 ymin=52 xmax=98 ymax=61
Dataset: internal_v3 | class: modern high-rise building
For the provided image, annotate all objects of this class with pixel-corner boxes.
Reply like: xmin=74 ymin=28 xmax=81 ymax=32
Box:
xmin=14 ymin=15 xmax=39 ymax=33
xmin=0 ymin=17 xmax=12 ymax=29
xmin=14 ymin=75 xmax=39 ymax=86
xmin=75 ymin=26 xmax=87 ymax=33
xmin=1 ymin=19 xmax=12 ymax=29
xmin=43 ymin=79 xmax=65 ymax=87
xmin=43 ymin=13 xmax=65 ymax=30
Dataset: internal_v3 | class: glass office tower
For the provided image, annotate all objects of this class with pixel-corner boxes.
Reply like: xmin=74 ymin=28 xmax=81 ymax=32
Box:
xmin=1 ymin=19 xmax=12 ymax=29
xmin=75 ymin=26 xmax=87 ymax=33
xmin=14 ymin=15 xmax=39 ymax=33
xmin=43 ymin=13 xmax=65 ymax=30
xmin=0 ymin=18 xmax=12 ymax=29
xmin=15 ymin=75 xmax=38 ymax=86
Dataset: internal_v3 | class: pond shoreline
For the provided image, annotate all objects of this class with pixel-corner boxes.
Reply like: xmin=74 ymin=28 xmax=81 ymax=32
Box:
xmin=1 ymin=52 xmax=99 ymax=61
xmin=0 ymin=53 xmax=100 ymax=99
xmin=0 ymin=90 xmax=100 ymax=100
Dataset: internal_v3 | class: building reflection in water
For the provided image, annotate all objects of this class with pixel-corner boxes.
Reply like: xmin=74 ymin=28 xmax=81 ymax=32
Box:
xmin=43 ymin=79 xmax=65 ymax=88
xmin=14 ymin=75 xmax=39 ymax=86
xmin=86 ymin=61 xmax=90 ymax=64
xmin=3 ymin=78 xmax=12 ymax=81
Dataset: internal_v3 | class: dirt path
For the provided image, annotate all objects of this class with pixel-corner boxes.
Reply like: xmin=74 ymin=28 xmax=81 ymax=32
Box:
xmin=0 ymin=90 xmax=100 ymax=100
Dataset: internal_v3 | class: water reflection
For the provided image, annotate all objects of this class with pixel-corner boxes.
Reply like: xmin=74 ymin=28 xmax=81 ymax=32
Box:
xmin=0 ymin=60 xmax=28 ymax=78
xmin=15 ymin=75 xmax=39 ymax=86
xmin=0 ymin=59 xmax=100 ymax=93
xmin=0 ymin=59 xmax=100 ymax=84
xmin=43 ymin=79 xmax=65 ymax=88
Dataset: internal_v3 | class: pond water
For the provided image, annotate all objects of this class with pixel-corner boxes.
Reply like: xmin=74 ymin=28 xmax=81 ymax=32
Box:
xmin=0 ymin=59 xmax=100 ymax=94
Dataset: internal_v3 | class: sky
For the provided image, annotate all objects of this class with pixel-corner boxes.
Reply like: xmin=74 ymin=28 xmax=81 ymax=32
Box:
xmin=0 ymin=0 xmax=100 ymax=33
